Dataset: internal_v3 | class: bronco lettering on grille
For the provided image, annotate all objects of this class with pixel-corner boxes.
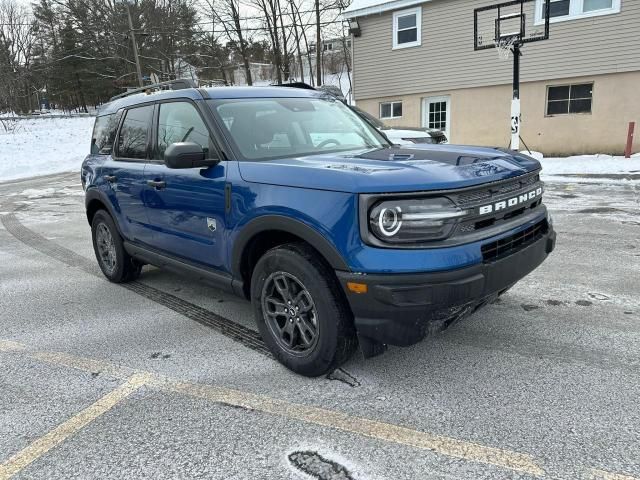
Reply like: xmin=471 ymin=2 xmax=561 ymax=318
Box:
xmin=478 ymin=187 xmax=543 ymax=215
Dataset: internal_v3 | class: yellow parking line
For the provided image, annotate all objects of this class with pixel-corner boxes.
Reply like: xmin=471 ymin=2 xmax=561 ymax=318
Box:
xmin=19 ymin=344 xmax=545 ymax=475
xmin=0 ymin=340 xmax=26 ymax=352
xmin=31 ymin=350 xmax=135 ymax=380
xmin=2 ymin=340 xmax=636 ymax=479
xmin=591 ymin=469 xmax=640 ymax=480
xmin=0 ymin=373 xmax=150 ymax=480
xmin=163 ymin=379 xmax=545 ymax=476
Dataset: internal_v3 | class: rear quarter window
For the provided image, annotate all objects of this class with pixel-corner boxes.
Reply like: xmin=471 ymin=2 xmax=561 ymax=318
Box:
xmin=91 ymin=112 xmax=122 ymax=155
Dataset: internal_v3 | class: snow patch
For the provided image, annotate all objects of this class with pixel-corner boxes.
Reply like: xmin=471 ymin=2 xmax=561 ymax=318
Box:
xmin=0 ymin=116 xmax=95 ymax=182
xmin=539 ymin=154 xmax=640 ymax=176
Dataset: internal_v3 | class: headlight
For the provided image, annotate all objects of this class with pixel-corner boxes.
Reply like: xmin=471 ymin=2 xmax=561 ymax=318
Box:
xmin=369 ymin=197 xmax=468 ymax=244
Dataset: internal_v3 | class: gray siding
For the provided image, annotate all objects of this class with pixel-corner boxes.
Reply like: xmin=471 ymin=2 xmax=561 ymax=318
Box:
xmin=352 ymin=0 xmax=640 ymax=100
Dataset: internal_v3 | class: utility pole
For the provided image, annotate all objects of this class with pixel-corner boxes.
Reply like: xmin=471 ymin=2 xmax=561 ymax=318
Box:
xmin=315 ymin=0 xmax=321 ymax=87
xmin=125 ymin=2 xmax=144 ymax=87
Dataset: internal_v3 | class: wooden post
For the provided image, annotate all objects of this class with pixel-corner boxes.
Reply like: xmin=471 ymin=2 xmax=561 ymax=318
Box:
xmin=625 ymin=121 xmax=635 ymax=159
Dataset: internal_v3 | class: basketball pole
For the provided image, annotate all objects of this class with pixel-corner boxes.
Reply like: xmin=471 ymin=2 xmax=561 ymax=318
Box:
xmin=510 ymin=42 xmax=522 ymax=151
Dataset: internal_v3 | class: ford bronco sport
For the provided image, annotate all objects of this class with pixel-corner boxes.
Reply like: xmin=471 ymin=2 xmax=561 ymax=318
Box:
xmin=82 ymin=82 xmax=555 ymax=376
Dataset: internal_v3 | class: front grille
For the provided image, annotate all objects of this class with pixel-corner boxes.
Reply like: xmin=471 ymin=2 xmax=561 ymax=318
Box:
xmin=457 ymin=173 xmax=540 ymax=208
xmin=481 ymin=219 xmax=548 ymax=262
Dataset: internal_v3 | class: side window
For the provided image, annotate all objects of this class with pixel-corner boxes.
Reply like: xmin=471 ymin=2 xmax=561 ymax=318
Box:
xmin=116 ymin=105 xmax=153 ymax=159
xmin=91 ymin=111 xmax=122 ymax=155
xmin=380 ymin=101 xmax=402 ymax=119
xmin=392 ymin=7 xmax=421 ymax=49
xmin=546 ymin=83 xmax=593 ymax=115
xmin=157 ymin=102 xmax=214 ymax=160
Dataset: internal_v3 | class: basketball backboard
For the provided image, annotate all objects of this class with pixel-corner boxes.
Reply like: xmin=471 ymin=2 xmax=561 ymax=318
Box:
xmin=474 ymin=0 xmax=550 ymax=51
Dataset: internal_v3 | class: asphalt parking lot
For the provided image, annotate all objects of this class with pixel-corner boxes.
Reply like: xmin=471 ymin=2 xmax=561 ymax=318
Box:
xmin=0 ymin=172 xmax=639 ymax=480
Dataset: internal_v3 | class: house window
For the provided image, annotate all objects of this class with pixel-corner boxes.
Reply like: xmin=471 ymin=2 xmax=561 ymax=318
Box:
xmin=380 ymin=101 xmax=402 ymax=119
xmin=546 ymin=83 xmax=593 ymax=115
xmin=537 ymin=0 xmax=620 ymax=23
xmin=428 ymin=101 xmax=448 ymax=130
xmin=392 ymin=7 xmax=421 ymax=49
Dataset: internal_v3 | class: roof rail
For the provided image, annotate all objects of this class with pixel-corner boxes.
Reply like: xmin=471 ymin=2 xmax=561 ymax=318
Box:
xmin=109 ymin=79 xmax=198 ymax=102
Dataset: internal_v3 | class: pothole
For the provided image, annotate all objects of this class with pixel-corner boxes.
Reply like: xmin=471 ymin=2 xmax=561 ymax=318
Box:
xmin=288 ymin=451 xmax=355 ymax=480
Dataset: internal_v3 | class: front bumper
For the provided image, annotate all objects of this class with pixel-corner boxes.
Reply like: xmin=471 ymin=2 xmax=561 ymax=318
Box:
xmin=337 ymin=224 xmax=556 ymax=350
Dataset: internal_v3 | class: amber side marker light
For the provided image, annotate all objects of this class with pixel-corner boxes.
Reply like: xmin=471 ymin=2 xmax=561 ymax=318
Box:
xmin=347 ymin=282 xmax=368 ymax=294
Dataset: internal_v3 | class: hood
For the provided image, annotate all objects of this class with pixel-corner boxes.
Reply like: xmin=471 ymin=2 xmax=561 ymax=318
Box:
xmin=237 ymin=144 xmax=541 ymax=194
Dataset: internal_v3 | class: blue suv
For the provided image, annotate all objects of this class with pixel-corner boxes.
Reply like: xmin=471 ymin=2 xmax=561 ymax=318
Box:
xmin=82 ymin=82 xmax=555 ymax=376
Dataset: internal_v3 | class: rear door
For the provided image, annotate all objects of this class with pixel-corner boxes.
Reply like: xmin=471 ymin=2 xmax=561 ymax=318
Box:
xmin=144 ymin=99 xmax=228 ymax=271
xmin=101 ymin=104 xmax=155 ymax=245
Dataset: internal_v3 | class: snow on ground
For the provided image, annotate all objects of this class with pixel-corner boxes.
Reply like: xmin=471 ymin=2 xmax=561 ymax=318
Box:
xmin=534 ymin=153 xmax=640 ymax=175
xmin=521 ymin=152 xmax=640 ymax=184
xmin=0 ymin=116 xmax=94 ymax=182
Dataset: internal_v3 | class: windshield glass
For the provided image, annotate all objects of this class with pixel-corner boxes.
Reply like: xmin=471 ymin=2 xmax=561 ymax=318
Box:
xmin=209 ymin=97 xmax=388 ymax=160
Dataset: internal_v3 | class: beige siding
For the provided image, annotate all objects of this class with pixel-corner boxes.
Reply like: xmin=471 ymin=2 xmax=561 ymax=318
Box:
xmin=356 ymin=71 xmax=640 ymax=156
xmin=352 ymin=0 xmax=640 ymax=100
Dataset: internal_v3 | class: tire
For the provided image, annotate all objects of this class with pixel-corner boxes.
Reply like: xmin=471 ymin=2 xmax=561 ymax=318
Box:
xmin=91 ymin=210 xmax=141 ymax=283
xmin=251 ymin=243 xmax=357 ymax=377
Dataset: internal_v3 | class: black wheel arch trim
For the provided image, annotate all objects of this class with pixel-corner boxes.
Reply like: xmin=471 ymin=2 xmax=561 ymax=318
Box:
xmin=85 ymin=188 xmax=122 ymax=233
xmin=231 ymin=215 xmax=350 ymax=279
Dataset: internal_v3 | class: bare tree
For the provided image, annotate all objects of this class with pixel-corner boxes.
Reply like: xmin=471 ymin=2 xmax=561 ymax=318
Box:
xmin=204 ymin=0 xmax=253 ymax=85
xmin=253 ymin=0 xmax=283 ymax=84
xmin=0 ymin=0 xmax=37 ymax=113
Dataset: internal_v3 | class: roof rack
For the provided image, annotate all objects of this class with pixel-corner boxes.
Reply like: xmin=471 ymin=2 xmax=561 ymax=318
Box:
xmin=109 ymin=79 xmax=198 ymax=102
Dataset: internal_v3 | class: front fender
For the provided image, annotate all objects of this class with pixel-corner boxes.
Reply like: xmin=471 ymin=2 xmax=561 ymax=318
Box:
xmin=230 ymin=214 xmax=350 ymax=280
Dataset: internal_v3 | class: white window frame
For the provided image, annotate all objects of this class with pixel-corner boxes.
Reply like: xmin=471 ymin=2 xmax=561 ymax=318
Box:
xmin=534 ymin=0 xmax=621 ymax=25
xmin=392 ymin=7 xmax=422 ymax=50
xmin=380 ymin=101 xmax=403 ymax=119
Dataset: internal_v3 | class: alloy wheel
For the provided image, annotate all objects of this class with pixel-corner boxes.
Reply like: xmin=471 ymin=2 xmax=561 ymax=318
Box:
xmin=261 ymin=272 xmax=319 ymax=356
xmin=95 ymin=223 xmax=117 ymax=275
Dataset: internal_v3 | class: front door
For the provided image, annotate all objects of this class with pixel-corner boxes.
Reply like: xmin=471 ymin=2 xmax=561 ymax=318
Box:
xmin=144 ymin=100 xmax=227 ymax=271
xmin=422 ymin=96 xmax=451 ymax=141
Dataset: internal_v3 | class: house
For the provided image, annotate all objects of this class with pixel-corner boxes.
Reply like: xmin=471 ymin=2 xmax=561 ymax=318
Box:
xmin=308 ymin=38 xmax=352 ymax=54
xmin=343 ymin=0 xmax=639 ymax=155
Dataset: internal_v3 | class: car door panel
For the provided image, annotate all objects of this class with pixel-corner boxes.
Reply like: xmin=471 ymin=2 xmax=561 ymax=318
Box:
xmin=144 ymin=100 xmax=227 ymax=271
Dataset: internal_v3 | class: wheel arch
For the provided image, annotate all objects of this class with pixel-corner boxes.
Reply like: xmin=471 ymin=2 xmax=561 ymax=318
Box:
xmin=231 ymin=215 xmax=350 ymax=298
xmin=85 ymin=188 xmax=122 ymax=234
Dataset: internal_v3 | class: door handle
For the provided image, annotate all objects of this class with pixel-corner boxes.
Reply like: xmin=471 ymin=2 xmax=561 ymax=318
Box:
xmin=104 ymin=175 xmax=117 ymax=183
xmin=147 ymin=180 xmax=166 ymax=190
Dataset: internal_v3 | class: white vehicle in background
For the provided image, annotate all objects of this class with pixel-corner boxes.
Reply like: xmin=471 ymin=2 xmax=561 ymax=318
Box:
xmin=311 ymin=85 xmax=448 ymax=145
xmin=349 ymin=105 xmax=448 ymax=146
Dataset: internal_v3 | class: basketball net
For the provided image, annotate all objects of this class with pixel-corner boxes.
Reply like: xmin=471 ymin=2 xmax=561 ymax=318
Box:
xmin=494 ymin=37 xmax=516 ymax=60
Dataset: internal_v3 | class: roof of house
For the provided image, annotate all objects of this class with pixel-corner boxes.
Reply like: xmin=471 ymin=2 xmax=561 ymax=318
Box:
xmin=342 ymin=0 xmax=429 ymax=18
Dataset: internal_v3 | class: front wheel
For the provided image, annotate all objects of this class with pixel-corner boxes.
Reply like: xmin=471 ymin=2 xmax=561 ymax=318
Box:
xmin=251 ymin=243 xmax=357 ymax=377
xmin=91 ymin=210 xmax=141 ymax=283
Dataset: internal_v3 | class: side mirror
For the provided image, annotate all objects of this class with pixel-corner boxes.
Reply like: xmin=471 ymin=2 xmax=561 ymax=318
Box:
xmin=164 ymin=142 xmax=217 ymax=169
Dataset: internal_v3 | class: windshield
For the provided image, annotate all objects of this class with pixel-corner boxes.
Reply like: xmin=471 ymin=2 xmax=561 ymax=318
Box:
xmin=209 ymin=97 xmax=388 ymax=160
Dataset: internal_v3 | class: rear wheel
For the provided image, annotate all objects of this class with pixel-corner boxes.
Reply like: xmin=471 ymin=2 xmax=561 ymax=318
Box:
xmin=251 ymin=243 xmax=357 ymax=377
xmin=91 ymin=210 xmax=141 ymax=283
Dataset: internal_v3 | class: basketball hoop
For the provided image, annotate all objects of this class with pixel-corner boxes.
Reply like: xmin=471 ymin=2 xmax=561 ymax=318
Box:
xmin=474 ymin=0 xmax=551 ymax=151
xmin=495 ymin=36 xmax=516 ymax=60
